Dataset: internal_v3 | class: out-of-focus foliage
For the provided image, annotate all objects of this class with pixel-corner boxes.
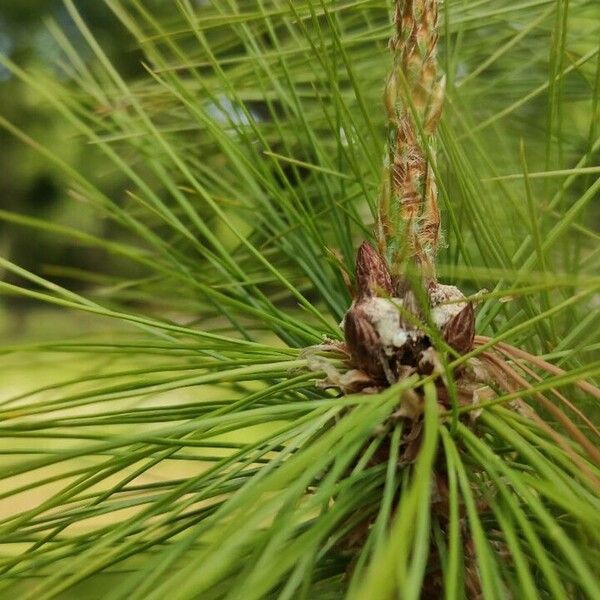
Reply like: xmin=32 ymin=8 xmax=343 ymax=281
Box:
xmin=0 ymin=1 xmax=158 ymax=311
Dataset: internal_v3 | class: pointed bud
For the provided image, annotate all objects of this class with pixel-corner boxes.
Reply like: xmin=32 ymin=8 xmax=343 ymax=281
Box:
xmin=443 ymin=302 xmax=475 ymax=355
xmin=344 ymin=305 xmax=383 ymax=377
xmin=355 ymin=242 xmax=393 ymax=299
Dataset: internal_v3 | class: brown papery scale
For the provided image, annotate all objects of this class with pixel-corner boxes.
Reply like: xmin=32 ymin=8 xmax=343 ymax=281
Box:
xmin=343 ymin=243 xmax=475 ymax=388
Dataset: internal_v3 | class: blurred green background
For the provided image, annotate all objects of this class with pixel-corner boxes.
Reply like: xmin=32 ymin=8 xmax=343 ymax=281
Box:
xmin=2 ymin=2 xmax=200 ymax=314
xmin=0 ymin=1 xmax=148 ymax=339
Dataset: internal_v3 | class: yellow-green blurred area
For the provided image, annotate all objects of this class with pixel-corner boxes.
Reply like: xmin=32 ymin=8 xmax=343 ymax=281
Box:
xmin=0 ymin=1 xmax=252 ymax=346
xmin=0 ymin=3 xmax=95 ymax=410
xmin=0 ymin=4 xmax=263 ymax=556
xmin=0 ymin=4 xmax=144 ymax=466
xmin=0 ymin=2 xmax=185 ymax=344
xmin=0 ymin=2 xmax=133 ymax=338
